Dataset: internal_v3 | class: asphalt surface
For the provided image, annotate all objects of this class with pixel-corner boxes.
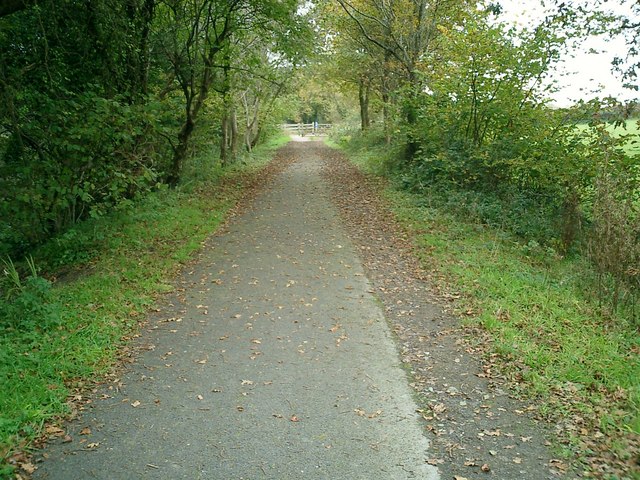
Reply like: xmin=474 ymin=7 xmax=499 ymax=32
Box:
xmin=33 ymin=139 xmax=440 ymax=479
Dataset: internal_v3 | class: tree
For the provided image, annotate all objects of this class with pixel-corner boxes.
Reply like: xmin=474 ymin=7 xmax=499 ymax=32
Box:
xmin=0 ymin=0 xmax=160 ymax=254
xmin=153 ymin=0 xmax=309 ymax=185
xmin=331 ymin=0 xmax=473 ymax=155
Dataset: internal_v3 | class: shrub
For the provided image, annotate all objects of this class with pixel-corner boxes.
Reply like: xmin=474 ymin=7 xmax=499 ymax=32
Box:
xmin=0 ymin=257 xmax=60 ymax=330
xmin=588 ymin=171 xmax=640 ymax=319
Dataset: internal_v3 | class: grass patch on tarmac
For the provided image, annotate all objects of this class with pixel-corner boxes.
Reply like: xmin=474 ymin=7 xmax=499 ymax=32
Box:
xmin=331 ymin=137 xmax=640 ymax=478
xmin=0 ymin=135 xmax=290 ymax=477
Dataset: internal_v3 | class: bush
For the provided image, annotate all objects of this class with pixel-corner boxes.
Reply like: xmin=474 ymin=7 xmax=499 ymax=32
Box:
xmin=0 ymin=257 xmax=60 ymax=331
xmin=588 ymin=171 xmax=640 ymax=319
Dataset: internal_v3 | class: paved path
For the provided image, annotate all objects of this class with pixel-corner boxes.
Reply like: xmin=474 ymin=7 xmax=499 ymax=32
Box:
xmin=34 ymin=140 xmax=439 ymax=479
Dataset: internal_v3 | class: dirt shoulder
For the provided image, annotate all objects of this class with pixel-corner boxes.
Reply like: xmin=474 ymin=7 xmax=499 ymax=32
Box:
xmin=320 ymin=143 xmax=574 ymax=479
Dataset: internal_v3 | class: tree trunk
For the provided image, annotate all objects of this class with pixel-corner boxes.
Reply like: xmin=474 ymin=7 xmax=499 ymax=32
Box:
xmin=137 ymin=0 xmax=155 ymax=98
xmin=403 ymin=70 xmax=421 ymax=161
xmin=382 ymin=52 xmax=393 ymax=144
xmin=359 ymin=76 xmax=370 ymax=131
xmin=251 ymin=122 xmax=261 ymax=149
xmin=168 ymin=116 xmax=194 ymax=187
xmin=244 ymin=95 xmax=260 ymax=152
xmin=230 ymin=106 xmax=238 ymax=160
xmin=382 ymin=92 xmax=391 ymax=144
xmin=220 ymin=111 xmax=230 ymax=167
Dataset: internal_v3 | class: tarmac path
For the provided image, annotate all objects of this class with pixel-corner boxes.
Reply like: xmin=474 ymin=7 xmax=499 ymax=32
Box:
xmin=33 ymin=139 xmax=440 ymax=479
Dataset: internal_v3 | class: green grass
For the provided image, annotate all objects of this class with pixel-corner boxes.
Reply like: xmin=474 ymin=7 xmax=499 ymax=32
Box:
xmin=0 ymin=135 xmax=289 ymax=476
xmin=575 ymin=118 xmax=640 ymax=156
xmin=332 ymin=136 xmax=640 ymax=476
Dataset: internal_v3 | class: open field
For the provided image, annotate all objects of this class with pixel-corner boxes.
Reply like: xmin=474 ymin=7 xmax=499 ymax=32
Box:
xmin=575 ymin=118 xmax=640 ymax=156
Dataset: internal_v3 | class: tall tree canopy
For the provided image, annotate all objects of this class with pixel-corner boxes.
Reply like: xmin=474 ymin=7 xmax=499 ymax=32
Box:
xmin=0 ymin=0 xmax=311 ymax=257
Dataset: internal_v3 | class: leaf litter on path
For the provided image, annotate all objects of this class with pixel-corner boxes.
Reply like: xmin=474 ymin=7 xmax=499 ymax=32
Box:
xmin=320 ymin=144 xmax=571 ymax=479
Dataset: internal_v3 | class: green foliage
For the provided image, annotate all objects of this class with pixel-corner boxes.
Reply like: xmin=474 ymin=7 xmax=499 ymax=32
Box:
xmin=0 ymin=257 xmax=60 ymax=331
xmin=0 ymin=0 xmax=310 ymax=262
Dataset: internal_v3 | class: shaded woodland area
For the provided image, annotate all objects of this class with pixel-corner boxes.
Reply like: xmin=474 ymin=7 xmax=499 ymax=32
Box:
xmin=0 ymin=0 xmax=311 ymax=258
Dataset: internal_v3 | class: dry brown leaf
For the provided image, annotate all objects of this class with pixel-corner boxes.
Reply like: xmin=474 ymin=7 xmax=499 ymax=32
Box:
xmin=45 ymin=425 xmax=65 ymax=436
xmin=20 ymin=463 xmax=36 ymax=474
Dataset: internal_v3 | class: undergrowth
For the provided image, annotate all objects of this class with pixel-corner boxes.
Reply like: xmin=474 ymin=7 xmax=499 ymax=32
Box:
xmin=331 ymin=133 xmax=640 ymax=479
xmin=0 ymin=135 xmax=290 ymax=477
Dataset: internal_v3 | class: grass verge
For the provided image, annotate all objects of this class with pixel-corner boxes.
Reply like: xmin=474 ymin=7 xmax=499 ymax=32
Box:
xmin=0 ymin=135 xmax=290 ymax=477
xmin=332 ymin=137 xmax=640 ymax=479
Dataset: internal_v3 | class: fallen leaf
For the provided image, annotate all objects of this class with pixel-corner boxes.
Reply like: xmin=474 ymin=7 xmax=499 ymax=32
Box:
xmin=45 ymin=425 xmax=65 ymax=436
xmin=549 ymin=459 xmax=569 ymax=472
xmin=131 ymin=400 xmax=141 ymax=407
xmin=79 ymin=427 xmax=91 ymax=435
xmin=513 ymin=457 xmax=522 ymax=464
xmin=20 ymin=463 xmax=36 ymax=474
xmin=86 ymin=442 xmax=100 ymax=449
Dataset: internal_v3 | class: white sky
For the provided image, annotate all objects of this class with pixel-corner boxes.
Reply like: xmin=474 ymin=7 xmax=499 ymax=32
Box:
xmin=498 ymin=0 xmax=639 ymax=106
